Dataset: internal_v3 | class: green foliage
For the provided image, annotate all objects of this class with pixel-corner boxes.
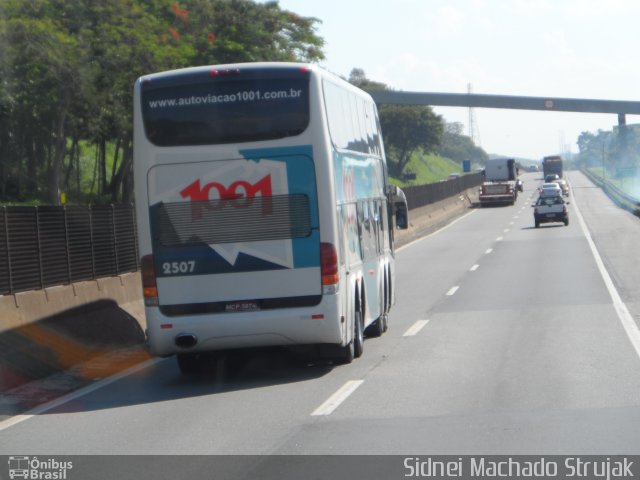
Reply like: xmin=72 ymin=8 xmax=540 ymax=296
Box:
xmin=438 ymin=122 xmax=489 ymax=165
xmin=576 ymin=126 xmax=640 ymax=177
xmin=0 ymin=0 xmax=325 ymax=204
xmin=350 ymin=68 xmax=448 ymax=177
xmin=379 ymin=104 xmax=443 ymax=176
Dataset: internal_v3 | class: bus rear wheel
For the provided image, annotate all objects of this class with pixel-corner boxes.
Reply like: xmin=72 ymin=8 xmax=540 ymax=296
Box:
xmin=366 ymin=280 xmax=388 ymax=338
xmin=366 ymin=314 xmax=386 ymax=338
xmin=353 ymin=305 xmax=364 ymax=358
xmin=332 ymin=301 xmax=364 ymax=364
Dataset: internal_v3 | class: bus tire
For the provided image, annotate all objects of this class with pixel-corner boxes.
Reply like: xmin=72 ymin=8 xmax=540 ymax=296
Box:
xmin=366 ymin=313 xmax=387 ymax=338
xmin=333 ymin=339 xmax=354 ymax=365
xmin=353 ymin=303 xmax=364 ymax=358
xmin=177 ymin=353 xmax=204 ymax=374
xmin=366 ymin=281 xmax=387 ymax=338
xmin=332 ymin=297 xmax=364 ymax=364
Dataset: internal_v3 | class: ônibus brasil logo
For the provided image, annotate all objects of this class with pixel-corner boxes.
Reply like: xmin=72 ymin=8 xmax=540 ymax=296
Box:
xmin=8 ymin=456 xmax=73 ymax=480
xmin=180 ymin=174 xmax=273 ymax=219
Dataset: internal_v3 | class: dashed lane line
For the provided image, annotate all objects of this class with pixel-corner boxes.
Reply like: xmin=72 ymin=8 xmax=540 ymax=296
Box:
xmin=403 ymin=320 xmax=430 ymax=337
xmin=311 ymin=380 xmax=364 ymax=416
xmin=446 ymin=286 xmax=459 ymax=296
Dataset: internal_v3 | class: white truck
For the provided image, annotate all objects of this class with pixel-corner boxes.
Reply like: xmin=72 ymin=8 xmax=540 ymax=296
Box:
xmin=479 ymin=158 xmax=519 ymax=206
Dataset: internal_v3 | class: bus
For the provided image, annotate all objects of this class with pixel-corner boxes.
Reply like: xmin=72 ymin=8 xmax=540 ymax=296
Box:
xmin=133 ymin=62 xmax=408 ymax=373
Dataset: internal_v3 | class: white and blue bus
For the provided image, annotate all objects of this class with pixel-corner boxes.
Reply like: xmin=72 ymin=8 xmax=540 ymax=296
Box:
xmin=133 ymin=62 xmax=408 ymax=373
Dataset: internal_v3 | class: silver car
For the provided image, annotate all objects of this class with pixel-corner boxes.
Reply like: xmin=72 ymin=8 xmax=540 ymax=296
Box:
xmin=538 ymin=182 xmax=562 ymax=197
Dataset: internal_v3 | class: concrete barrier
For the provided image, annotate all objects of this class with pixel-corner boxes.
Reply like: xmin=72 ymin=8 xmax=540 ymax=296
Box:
xmin=0 ymin=273 xmax=147 ymax=392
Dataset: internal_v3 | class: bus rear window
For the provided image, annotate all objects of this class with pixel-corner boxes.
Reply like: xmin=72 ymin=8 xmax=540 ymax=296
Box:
xmin=141 ymin=77 xmax=309 ymax=146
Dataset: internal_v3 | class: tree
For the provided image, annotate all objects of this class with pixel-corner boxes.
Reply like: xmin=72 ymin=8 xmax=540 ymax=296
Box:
xmin=349 ymin=68 xmax=386 ymax=91
xmin=1 ymin=1 xmax=90 ymax=203
xmin=348 ymin=68 xmax=444 ymax=176
xmin=379 ymin=104 xmax=443 ymax=176
xmin=438 ymin=121 xmax=489 ymax=165
xmin=0 ymin=0 xmax=325 ymax=204
xmin=576 ymin=129 xmax=613 ymax=169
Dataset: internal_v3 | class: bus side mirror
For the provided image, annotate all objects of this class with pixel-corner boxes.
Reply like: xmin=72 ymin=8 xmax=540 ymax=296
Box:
xmin=395 ymin=203 xmax=408 ymax=230
xmin=386 ymin=185 xmax=409 ymax=230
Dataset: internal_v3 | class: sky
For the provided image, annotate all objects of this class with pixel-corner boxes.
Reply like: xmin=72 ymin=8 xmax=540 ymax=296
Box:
xmin=270 ymin=0 xmax=640 ymax=160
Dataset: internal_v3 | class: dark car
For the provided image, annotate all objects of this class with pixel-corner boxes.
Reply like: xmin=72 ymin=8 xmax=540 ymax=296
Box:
xmin=544 ymin=174 xmax=560 ymax=183
xmin=532 ymin=195 xmax=569 ymax=228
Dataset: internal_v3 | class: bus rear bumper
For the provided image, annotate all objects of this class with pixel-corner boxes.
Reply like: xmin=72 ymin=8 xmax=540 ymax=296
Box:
xmin=145 ymin=297 xmax=343 ymax=357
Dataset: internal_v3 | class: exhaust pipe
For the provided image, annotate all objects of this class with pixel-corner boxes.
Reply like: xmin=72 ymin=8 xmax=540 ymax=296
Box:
xmin=175 ymin=333 xmax=198 ymax=349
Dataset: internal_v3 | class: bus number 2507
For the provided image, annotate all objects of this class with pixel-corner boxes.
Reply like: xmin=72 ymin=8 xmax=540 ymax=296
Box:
xmin=162 ymin=261 xmax=196 ymax=275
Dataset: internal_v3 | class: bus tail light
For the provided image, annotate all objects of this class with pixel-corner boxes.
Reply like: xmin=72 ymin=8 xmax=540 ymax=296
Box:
xmin=141 ymin=255 xmax=159 ymax=306
xmin=320 ymin=242 xmax=339 ymax=286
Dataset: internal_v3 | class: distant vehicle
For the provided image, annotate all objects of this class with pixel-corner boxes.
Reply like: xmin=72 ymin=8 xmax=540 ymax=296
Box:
xmin=527 ymin=165 xmax=539 ymax=173
xmin=542 ymin=155 xmax=563 ymax=179
xmin=479 ymin=158 xmax=518 ymax=206
xmin=552 ymin=178 xmax=570 ymax=196
xmin=538 ymin=182 xmax=563 ymax=197
xmin=532 ymin=195 xmax=569 ymax=228
xmin=545 ymin=174 xmax=560 ymax=183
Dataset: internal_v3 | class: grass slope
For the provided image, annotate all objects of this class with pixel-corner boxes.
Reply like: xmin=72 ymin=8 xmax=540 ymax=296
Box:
xmin=389 ymin=150 xmax=468 ymax=188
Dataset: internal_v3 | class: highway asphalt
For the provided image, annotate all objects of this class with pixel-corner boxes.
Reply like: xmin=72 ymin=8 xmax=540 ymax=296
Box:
xmin=2 ymin=171 xmax=640 ymax=462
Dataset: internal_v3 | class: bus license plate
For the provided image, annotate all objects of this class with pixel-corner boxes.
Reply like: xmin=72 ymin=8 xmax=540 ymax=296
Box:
xmin=226 ymin=301 xmax=259 ymax=312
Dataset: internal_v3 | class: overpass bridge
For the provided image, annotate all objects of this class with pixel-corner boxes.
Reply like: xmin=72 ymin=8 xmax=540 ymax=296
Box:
xmin=370 ymin=90 xmax=640 ymax=126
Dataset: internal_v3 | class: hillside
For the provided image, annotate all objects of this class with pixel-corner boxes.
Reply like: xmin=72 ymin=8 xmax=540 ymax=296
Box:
xmin=389 ymin=150 xmax=474 ymax=187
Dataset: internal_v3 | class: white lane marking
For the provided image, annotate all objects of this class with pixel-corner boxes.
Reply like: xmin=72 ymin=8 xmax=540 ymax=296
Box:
xmin=470 ymin=264 xmax=479 ymax=271
xmin=573 ymin=195 xmax=640 ymax=362
xmin=397 ymin=210 xmax=477 ymax=252
xmin=514 ymin=215 xmax=519 ymax=219
xmin=446 ymin=286 xmax=459 ymax=296
xmin=496 ymin=236 xmax=503 ymax=242
xmin=509 ymin=222 xmax=515 ymax=226
xmin=485 ymin=248 xmax=493 ymax=254
xmin=403 ymin=320 xmax=430 ymax=337
xmin=311 ymin=380 xmax=364 ymax=416
xmin=503 ymin=229 xmax=510 ymax=233
xmin=0 ymin=357 xmax=164 ymax=432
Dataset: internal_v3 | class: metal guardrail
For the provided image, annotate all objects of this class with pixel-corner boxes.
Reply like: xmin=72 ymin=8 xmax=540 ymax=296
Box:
xmin=581 ymin=168 xmax=640 ymax=216
xmin=0 ymin=204 xmax=139 ymax=295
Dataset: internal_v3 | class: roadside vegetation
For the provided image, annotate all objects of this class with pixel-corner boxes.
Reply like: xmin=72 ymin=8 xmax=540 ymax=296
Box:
xmin=1 ymin=0 xmax=489 ymax=206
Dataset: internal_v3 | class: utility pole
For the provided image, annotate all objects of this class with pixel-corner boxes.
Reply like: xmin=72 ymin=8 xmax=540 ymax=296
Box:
xmin=467 ymin=83 xmax=481 ymax=146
